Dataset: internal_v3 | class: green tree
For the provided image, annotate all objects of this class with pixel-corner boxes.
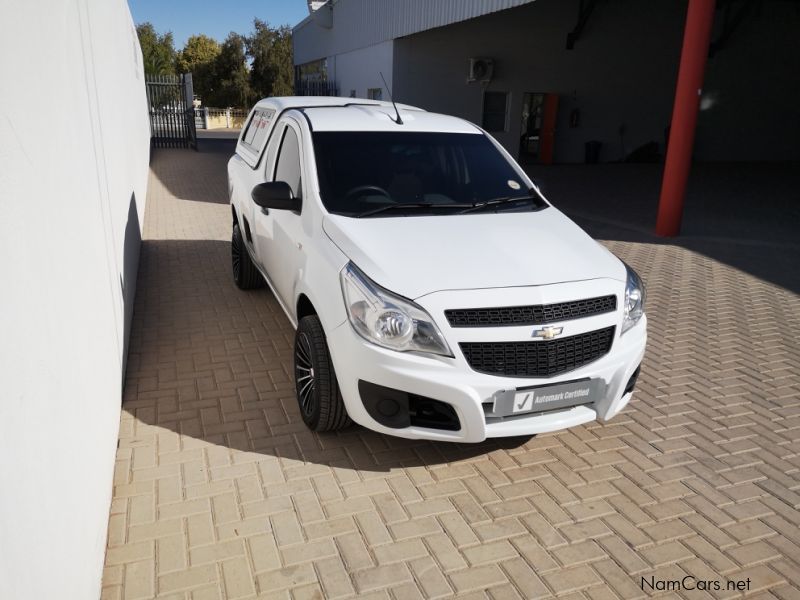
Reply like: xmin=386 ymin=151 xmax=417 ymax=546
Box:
xmin=247 ymin=20 xmax=294 ymax=99
xmin=208 ymin=33 xmax=252 ymax=107
xmin=136 ymin=23 xmax=176 ymax=76
xmin=176 ymin=34 xmax=221 ymax=103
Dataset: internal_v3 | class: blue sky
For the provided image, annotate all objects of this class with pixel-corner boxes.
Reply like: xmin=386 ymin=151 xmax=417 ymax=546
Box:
xmin=127 ymin=0 xmax=308 ymax=48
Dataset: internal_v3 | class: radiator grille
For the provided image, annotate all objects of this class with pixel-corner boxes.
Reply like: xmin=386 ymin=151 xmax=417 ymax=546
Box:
xmin=445 ymin=295 xmax=616 ymax=327
xmin=460 ymin=327 xmax=615 ymax=378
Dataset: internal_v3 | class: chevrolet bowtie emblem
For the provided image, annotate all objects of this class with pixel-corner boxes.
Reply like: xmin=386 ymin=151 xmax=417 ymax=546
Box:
xmin=532 ymin=326 xmax=563 ymax=340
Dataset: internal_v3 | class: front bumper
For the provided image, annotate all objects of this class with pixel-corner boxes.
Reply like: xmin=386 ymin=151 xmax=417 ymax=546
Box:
xmin=327 ymin=313 xmax=647 ymax=443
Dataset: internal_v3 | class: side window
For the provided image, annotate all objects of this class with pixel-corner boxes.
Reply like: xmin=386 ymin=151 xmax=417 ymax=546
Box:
xmin=242 ymin=109 xmax=275 ymax=152
xmin=263 ymin=124 xmax=285 ymax=179
xmin=250 ymin=110 xmax=272 ymax=149
xmin=274 ymin=126 xmax=302 ymax=199
xmin=242 ymin=111 xmax=261 ymax=145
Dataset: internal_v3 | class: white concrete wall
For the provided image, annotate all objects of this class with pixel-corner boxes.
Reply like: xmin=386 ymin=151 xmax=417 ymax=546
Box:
xmin=0 ymin=0 xmax=150 ymax=598
xmin=330 ymin=41 xmax=395 ymax=99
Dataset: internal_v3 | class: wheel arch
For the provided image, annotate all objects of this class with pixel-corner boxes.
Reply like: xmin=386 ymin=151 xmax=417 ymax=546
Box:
xmin=296 ymin=293 xmax=317 ymax=321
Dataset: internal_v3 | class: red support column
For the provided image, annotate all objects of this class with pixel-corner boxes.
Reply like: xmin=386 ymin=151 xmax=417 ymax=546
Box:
xmin=655 ymin=0 xmax=716 ymax=237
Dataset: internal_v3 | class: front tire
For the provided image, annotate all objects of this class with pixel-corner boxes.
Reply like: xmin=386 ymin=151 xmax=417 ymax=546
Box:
xmin=232 ymin=223 xmax=263 ymax=290
xmin=295 ymin=315 xmax=351 ymax=432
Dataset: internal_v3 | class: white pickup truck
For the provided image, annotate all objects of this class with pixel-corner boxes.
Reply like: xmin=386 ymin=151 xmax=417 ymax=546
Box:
xmin=227 ymin=96 xmax=646 ymax=442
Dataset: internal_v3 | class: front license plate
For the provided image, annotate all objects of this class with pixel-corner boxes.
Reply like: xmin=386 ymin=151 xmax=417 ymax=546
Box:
xmin=503 ymin=379 xmax=603 ymax=416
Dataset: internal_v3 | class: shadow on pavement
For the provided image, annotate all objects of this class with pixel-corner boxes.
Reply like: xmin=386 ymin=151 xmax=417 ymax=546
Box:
xmin=566 ymin=214 xmax=800 ymax=295
xmin=149 ymin=147 xmax=232 ymax=204
xmin=196 ymin=137 xmax=238 ymax=155
xmin=528 ymin=162 xmax=800 ymax=294
xmin=124 ymin=239 xmax=533 ymax=472
xmin=121 ymin=191 xmax=141 ymax=380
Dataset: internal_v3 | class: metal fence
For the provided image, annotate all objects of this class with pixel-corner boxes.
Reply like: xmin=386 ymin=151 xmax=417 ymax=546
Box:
xmin=145 ymin=73 xmax=197 ymax=149
xmin=295 ymin=80 xmax=339 ymax=97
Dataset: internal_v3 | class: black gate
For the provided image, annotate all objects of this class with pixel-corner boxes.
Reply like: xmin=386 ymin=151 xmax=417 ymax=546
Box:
xmin=145 ymin=73 xmax=197 ymax=149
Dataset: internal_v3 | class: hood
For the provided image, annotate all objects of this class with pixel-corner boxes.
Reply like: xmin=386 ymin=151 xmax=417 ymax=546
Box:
xmin=322 ymin=208 xmax=625 ymax=299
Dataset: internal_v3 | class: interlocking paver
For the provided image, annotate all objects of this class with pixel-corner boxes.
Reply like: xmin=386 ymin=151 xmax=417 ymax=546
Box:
xmin=101 ymin=146 xmax=800 ymax=599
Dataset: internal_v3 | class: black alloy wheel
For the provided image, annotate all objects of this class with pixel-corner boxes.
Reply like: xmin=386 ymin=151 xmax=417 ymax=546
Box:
xmin=231 ymin=223 xmax=263 ymax=290
xmin=294 ymin=315 xmax=352 ymax=432
xmin=295 ymin=330 xmax=316 ymax=417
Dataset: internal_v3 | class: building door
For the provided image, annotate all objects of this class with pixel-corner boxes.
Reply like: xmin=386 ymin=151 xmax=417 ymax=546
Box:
xmin=519 ymin=92 xmax=559 ymax=164
xmin=540 ymin=93 xmax=559 ymax=165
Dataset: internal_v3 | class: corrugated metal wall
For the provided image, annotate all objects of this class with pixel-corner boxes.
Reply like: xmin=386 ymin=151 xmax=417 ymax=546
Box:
xmin=397 ymin=0 xmax=535 ymax=37
xmin=293 ymin=0 xmax=536 ymax=65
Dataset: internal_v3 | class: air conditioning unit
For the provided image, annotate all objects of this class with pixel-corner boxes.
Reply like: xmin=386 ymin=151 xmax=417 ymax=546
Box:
xmin=468 ymin=58 xmax=494 ymax=83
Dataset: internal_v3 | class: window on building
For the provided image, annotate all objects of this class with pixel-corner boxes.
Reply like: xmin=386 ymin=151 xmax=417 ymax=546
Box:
xmin=297 ymin=58 xmax=328 ymax=82
xmin=274 ymin=126 xmax=302 ymax=200
xmin=482 ymin=91 xmax=509 ymax=132
xmin=519 ymin=92 xmax=545 ymax=161
xmin=367 ymin=88 xmax=383 ymax=101
xmin=296 ymin=59 xmax=330 ymax=96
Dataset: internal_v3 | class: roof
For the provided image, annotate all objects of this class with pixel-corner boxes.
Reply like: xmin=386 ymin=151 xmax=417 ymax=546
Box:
xmin=293 ymin=0 xmax=537 ymax=64
xmin=298 ymin=104 xmax=481 ymax=133
xmin=253 ymin=96 xmax=424 ymax=114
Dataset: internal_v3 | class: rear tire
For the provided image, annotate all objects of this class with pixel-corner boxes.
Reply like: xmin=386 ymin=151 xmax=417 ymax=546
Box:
xmin=295 ymin=315 xmax=351 ymax=432
xmin=232 ymin=223 xmax=263 ymax=290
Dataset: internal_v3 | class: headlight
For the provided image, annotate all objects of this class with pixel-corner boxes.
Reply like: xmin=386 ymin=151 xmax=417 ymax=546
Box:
xmin=622 ymin=263 xmax=646 ymax=334
xmin=340 ymin=262 xmax=452 ymax=356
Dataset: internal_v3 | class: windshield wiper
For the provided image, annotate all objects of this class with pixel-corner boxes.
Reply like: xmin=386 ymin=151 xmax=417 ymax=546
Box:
xmin=458 ymin=194 xmax=541 ymax=214
xmin=354 ymin=202 xmax=472 ymax=218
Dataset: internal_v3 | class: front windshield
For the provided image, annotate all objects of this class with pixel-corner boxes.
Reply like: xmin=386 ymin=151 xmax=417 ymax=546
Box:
xmin=311 ymin=131 xmax=545 ymax=216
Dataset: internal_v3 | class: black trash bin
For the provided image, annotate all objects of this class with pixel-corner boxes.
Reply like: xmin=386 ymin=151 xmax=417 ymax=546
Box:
xmin=585 ymin=140 xmax=602 ymax=164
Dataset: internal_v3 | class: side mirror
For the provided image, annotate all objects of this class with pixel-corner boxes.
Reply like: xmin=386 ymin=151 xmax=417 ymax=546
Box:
xmin=251 ymin=181 xmax=301 ymax=211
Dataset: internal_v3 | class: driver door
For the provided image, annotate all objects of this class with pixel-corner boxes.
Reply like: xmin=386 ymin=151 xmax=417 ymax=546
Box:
xmin=253 ymin=118 xmax=306 ymax=312
xmin=251 ymin=122 xmax=283 ymax=275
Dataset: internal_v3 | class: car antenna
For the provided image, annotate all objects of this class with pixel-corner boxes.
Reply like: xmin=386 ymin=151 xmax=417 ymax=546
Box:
xmin=380 ymin=72 xmax=403 ymax=125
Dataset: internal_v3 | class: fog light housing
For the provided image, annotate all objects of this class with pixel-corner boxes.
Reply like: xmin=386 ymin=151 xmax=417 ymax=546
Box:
xmin=624 ymin=365 xmax=641 ymax=395
xmin=358 ymin=380 xmax=460 ymax=431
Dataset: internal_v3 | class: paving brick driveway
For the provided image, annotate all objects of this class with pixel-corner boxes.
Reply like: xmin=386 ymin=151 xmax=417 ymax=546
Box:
xmin=102 ymin=147 xmax=800 ymax=600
